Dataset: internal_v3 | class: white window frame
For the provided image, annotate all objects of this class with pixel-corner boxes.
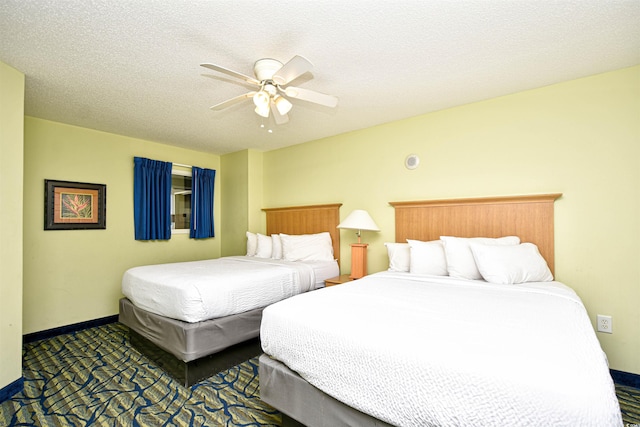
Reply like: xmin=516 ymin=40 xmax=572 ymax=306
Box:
xmin=171 ymin=166 xmax=192 ymax=235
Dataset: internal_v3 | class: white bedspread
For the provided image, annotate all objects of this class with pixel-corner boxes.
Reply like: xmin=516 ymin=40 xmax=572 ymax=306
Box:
xmin=261 ymin=272 xmax=623 ymax=427
xmin=122 ymin=256 xmax=329 ymax=323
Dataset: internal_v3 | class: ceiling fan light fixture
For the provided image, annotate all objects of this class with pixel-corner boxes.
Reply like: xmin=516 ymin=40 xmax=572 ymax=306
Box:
xmin=274 ymin=95 xmax=293 ymax=115
xmin=253 ymin=90 xmax=270 ymax=108
xmin=264 ymin=83 xmax=277 ymax=96
xmin=255 ymin=103 xmax=270 ymax=118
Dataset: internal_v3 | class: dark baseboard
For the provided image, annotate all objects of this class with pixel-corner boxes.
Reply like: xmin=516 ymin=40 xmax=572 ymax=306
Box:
xmin=611 ymin=369 xmax=640 ymax=388
xmin=0 ymin=377 xmax=23 ymax=404
xmin=23 ymin=315 xmax=118 ymax=344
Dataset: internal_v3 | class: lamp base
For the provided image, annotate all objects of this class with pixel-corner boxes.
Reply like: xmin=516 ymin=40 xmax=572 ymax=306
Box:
xmin=349 ymin=243 xmax=368 ymax=279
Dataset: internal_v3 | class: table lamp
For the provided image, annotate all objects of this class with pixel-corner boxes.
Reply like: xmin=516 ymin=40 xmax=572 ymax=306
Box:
xmin=337 ymin=209 xmax=380 ymax=279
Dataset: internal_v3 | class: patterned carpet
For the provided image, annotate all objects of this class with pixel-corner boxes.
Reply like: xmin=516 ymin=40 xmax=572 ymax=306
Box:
xmin=0 ymin=323 xmax=279 ymax=426
xmin=1 ymin=322 xmax=639 ymax=426
xmin=618 ymin=383 xmax=640 ymax=425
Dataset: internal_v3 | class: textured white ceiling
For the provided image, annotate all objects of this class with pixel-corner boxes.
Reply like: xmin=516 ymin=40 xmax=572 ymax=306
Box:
xmin=1 ymin=1 xmax=639 ymax=154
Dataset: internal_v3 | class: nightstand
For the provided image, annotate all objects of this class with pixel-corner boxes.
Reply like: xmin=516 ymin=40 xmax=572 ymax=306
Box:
xmin=324 ymin=274 xmax=354 ymax=287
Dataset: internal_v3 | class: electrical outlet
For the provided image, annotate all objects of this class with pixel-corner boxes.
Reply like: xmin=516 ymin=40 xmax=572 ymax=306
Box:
xmin=597 ymin=315 xmax=613 ymax=334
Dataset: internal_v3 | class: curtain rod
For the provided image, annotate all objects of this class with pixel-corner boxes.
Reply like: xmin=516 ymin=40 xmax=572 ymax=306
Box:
xmin=173 ymin=162 xmax=192 ymax=169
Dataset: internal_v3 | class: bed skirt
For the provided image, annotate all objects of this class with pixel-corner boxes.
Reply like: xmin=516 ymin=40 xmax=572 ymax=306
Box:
xmin=119 ymin=298 xmax=263 ymax=386
xmin=259 ymin=354 xmax=392 ymax=427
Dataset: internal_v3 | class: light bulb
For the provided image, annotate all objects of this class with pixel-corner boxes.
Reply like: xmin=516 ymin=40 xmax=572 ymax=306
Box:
xmin=253 ymin=91 xmax=270 ymax=108
xmin=274 ymin=95 xmax=292 ymax=115
xmin=255 ymin=104 xmax=270 ymax=118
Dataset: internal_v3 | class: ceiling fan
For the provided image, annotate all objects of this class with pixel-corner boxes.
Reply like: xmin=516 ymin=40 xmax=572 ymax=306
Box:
xmin=200 ymin=55 xmax=338 ymax=125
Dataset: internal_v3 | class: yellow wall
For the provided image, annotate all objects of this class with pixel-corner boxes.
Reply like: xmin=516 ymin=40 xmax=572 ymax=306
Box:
xmin=23 ymin=117 xmax=221 ymax=334
xmin=247 ymin=149 xmax=264 ymax=233
xmin=221 ymin=150 xmax=249 ymax=256
xmin=263 ymin=66 xmax=640 ymax=374
xmin=220 ymin=149 xmax=264 ymax=256
xmin=0 ymin=62 xmax=24 ymax=391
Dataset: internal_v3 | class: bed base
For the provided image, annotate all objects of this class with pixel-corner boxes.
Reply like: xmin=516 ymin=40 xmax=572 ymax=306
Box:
xmin=119 ymin=297 xmax=263 ymax=387
xmin=129 ymin=329 xmax=261 ymax=387
xmin=259 ymin=354 xmax=392 ymax=427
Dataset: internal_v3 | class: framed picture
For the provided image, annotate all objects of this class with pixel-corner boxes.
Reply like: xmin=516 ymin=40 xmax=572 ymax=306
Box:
xmin=44 ymin=180 xmax=106 ymax=230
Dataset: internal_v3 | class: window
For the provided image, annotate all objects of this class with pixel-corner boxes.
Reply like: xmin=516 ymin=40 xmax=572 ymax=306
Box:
xmin=171 ymin=167 xmax=192 ymax=233
xmin=133 ymin=158 xmax=214 ymax=240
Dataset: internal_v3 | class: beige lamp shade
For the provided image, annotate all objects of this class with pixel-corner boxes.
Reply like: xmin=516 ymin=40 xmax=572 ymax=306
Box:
xmin=337 ymin=210 xmax=380 ymax=243
xmin=338 ymin=209 xmax=379 ymax=279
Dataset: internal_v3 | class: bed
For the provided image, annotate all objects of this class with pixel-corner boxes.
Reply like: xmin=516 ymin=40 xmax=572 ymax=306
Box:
xmin=259 ymin=194 xmax=624 ymax=427
xmin=118 ymin=203 xmax=341 ymax=387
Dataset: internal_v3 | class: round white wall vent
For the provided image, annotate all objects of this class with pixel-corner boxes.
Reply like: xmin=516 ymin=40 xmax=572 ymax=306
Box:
xmin=405 ymin=154 xmax=420 ymax=170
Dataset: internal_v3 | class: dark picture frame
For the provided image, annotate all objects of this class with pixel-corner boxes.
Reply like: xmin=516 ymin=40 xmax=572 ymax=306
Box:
xmin=44 ymin=180 xmax=106 ymax=230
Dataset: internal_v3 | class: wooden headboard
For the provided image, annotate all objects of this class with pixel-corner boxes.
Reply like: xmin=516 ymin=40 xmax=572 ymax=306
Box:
xmin=262 ymin=203 xmax=342 ymax=263
xmin=389 ymin=194 xmax=561 ymax=274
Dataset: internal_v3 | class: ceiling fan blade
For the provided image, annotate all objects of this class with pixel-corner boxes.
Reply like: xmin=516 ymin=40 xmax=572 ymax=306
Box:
xmin=271 ymin=101 xmax=289 ymax=125
xmin=201 ymin=63 xmax=261 ymax=86
xmin=272 ymin=55 xmax=313 ymax=86
xmin=284 ymin=86 xmax=338 ymax=108
xmin=210 ymin=92 xmax=256 ymax=111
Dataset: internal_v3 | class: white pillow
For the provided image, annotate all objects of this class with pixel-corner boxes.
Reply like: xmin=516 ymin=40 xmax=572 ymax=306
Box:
xmin=246 ymin=232 xmax=257 ymax=256
xmin=470 ymin=242 xmax=553 ymax=284
xmin=271 ymin=234 xmax=283 ymax=260
xmin=407 ymin=240 xmax=448 ymax=276
xmin=255 ymin=233 xmax=273 ymax=258
xmin=280 ymin=232 xmax=334 ymax=262
xmin=384 ymin=242 xmax=411 ymax=272
xmin=440 ymin=236 xmax=520 ymax=280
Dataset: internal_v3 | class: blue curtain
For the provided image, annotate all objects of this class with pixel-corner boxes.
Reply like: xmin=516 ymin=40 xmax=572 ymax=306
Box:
xmin=190 ymin=166 xmax=216 ymax=239
xmin=133 ymin=157 xmax=172 ymax=240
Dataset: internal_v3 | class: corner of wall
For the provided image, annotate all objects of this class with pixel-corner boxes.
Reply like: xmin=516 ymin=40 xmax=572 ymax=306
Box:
xmin=220 ymin=150 xmax=250 ymax=256
xmin=0 ymin=60 xmax=25 ymax=392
